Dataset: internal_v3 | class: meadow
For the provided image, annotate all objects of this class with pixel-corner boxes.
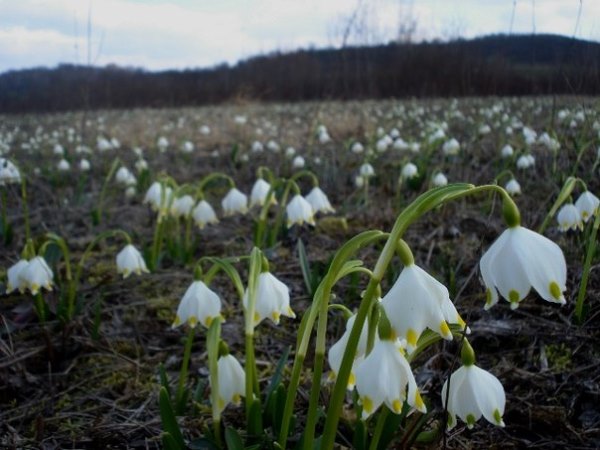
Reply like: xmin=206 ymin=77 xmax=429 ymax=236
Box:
xmin=0 ymin=97 xmax=599 ymax=449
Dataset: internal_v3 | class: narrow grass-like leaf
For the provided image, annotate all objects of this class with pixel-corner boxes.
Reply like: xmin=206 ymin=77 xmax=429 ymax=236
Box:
xmin=224 ymin=427 xmax=244 ymax=450
xmin=159 ymin=386 xmax=185 ymax=449
xmin=297 ymin=238 xmax=314 ymax=296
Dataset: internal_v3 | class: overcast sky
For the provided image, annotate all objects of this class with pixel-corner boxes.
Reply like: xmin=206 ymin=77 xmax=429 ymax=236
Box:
xmin=0 ymin=0 xmax=597 ymax=73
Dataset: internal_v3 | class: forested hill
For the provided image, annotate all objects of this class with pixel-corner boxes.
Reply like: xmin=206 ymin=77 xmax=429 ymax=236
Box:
xmin=1 ymin=33 xmax=599 ymax=113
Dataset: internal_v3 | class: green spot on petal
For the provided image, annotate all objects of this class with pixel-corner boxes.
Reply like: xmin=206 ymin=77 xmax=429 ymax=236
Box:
xmin=508 ymin=289 xmax=520 ymax=304
xmin=493 ymin=408 xmax=503 ymax=425
xmin=549 ymin=281 xmax=562 ymax=300
xmin=466 ymin=413 xmax=476 ymax=428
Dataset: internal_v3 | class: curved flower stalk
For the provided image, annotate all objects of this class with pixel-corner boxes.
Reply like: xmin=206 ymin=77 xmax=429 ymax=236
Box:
xmin=442 ymin=340 xmax=505 ymax=429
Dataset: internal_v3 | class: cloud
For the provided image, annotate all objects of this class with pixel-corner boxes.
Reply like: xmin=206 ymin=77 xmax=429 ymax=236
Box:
xmin=0 ymin=0 xmax=598 ymax=73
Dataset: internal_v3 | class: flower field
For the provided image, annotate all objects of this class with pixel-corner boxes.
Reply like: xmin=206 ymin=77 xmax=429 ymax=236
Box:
xmin=1 ymin=97 xmax=599 ymax=449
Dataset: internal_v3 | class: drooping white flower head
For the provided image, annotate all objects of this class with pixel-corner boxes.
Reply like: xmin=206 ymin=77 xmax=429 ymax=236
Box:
xmin=575 ymin=191 xmax=599 ymax=223
xmin=79 ymin=159 xmax=91 ymax=171
xmin=221 ymin=188 xmax=248 ymax=216
xmin=192 ymin=200 xmax=219 ymax=229
xmin=170 ymin=195 xmax=195 ymax=218
xmin=382 ymin=264 xmax=458 ymax=353
xmin=249 ymin=178 xmax=275 ymax=208
xmin=328 ymin=314 xmax=370 ymax=390
xmin=401 ymin=162 xmax=418 ymax=179
xmin=351 ymin=142 xmax=364 ymax=154
xmin=359 ymin=163 xmax=375 ymax=178
xmin=172 ymin=280 xmax=221 ymax=328
xmin=516 ymin=154 xmax=535 ymax=169
xmin=556 ymin=204 xmax=583 ymax=232
xmin=18 ymin=256 xmax=54 ymax=295
xmin=116 ymin=244 xmax=149 ymax=278
xmin=305 ymin=186 xmax=335 ymax=214
xmin=181 ymin=141 xmax=194 ymax=153
xmin=6 ymin=259 xmax=29 ymax=294
xmin=504 ymin=178 xmax=521 ymax=196
xmin=115 ymin=166 xmax=136 ymax=186
xmin=243 ymin=272 xmax=295 ymax=325
xmin=500 ymin=144 xmax=514 ymax=158
xmin=0 ymin=158 xmax=21 ymax=185
xmin=292 ymin=155 xmax=305 ymax=169
xmin=144 ymin=181 xmax=173 ymax=212
xmin=286 ymin=194 xmax=315 ymax=228
xmin=432 ymin=172 xmax=448 ymax=187
xmin=355 ymin=339 xmax=426 ymax=419
xmin=214 ymin=354 xmax=245 ymax=414
xmin=480 ymin=226 xmax=567 ymax=310
xmin=442 ymin=138 xmax=460 ymax=156
xmin=442 ymin=364 xmax=505 ymax=430
xmin=57 ymin=159 xmax=70 ymax=171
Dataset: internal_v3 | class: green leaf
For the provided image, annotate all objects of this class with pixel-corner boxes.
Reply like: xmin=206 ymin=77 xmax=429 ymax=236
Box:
xmin=247 ymin=397 xmax=264 ymax=438
xmin=162 ymin=432 xmax=183 ymax=450
xmin=159 ymin=387 xmax=185 ymax=449
xmin=352 ymin=420 xmax=367 ymax=450
xmin=266 ymin=346 xmax=290 ymax=399
xmin=378 ymin=404 xmax=407 ymax=449
xmin=297 ymin=238 xmax=314 ymax=296
xmin=271 ymin=384 xmax=287 ymax=436
xmin=188 ymin=437 xmax=220 ymax=450
xmin=224 ymin=427 xmax=244 ymax=450
xmin=159 ymin=363 xmax=171 ymax=397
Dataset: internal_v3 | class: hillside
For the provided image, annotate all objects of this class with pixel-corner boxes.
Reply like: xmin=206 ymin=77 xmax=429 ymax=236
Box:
xmin=1 ymin=34 xmax=599 ymax=113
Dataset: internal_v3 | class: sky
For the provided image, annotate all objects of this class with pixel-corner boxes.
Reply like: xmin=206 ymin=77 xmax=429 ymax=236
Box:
xmin=0 ymin=0 xmax=598 ymax=73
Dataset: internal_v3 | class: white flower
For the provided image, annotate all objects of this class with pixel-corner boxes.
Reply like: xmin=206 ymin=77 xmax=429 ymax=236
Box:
xmin=442 ymin=364 xmax=505 ymax=430
xmin=172 ymin=280 xmax=221 ymax=328
xmin=170 ymin=195 xmax=195 ymax=218
xmin=115 ymin=166 xmax=136 ymax=186
xmin=215 ymin=354 xmax=245 ymax=413
xmin=57 ymin=159 xmax=70 ymax=171
xmin=504 ymin=178 xmax=521 ymax=196
xmin=432 ymin=172 xmax=448 ymax=187
xmin=285 ymin=146 xmax=296 ymax=158
xmin=135 ymin=158 xmax=148 ymax=172
xmin=79 ymin=159 xmax=91 ymax=171
xmin=292 ymin=155 xmax=305 ymax=169
xmin=116 ymin=245 xmax=149 ymax=278
xmin=192 ymin=200 xmax=219 ymax=228
xmin=359 ymin=163 xmax=375 ymax=178
xmin=221 ymin=188 xmax=248 ymax=216
xmin=328 ymin=314 xmax=369 ymax=390
xmin=249 ymin=178 xmax=274 ymax=208
xmin=355 ymin=339 xmax=426 ymax=419
xmin=243 ymin=272 xmax=295 ymax=325
xmin=144 ymin=182 xmax=173 ymax=212
xmin=125 ymin=186 xmax=136 ymax=198
xmin=181 ymin=141 xmax=194 ymax=153
xmin=6 ymin=259 xmax=29 ymax=294
xmin=18 ymin=256 xmax=53 ymax=295
xmin=382 ymin=264 xmax=460 ymax=353
xmin=157 ymin=136 xmax=169 ymax=152
xmin=516 ymin=154 xmax=535 ymax=169
xmin=354 ymin=175 xmax=365 ymax=188
xmin=557 ymin=204 xmax=582 ymax=232
xmin=500 ymin=144 xmax=514 ymax=158
xmin=478 ymin=124 xmax=491 ymax=135
xmin=351 ymin=142 xmax=364 ymax=154
xmin=200 ymin=125 xmax=211 ymax=135
xmin=286 ymin=194 xmax=315 ymax=227
xmin=401 ymin=162 xmax=418 ymax=179
xmin=305 ymin=186 xmax=335 ymax=214
xmin=0 ymin=158 xmax=21 ymax=185
xmin=480 ymin=226 xmax=567 ymax=310
xmin=575 ymin=191 xmax=599 ymax=223
xmin=442 ymin=138 xmax=460 ymax=156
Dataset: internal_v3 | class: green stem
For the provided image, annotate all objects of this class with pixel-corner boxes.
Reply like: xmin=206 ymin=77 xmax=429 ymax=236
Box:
xmin=254 ymin=185 xmax=278 ymax=248
xmin=368 ymin=408 xmax=390 ymax=450
xmin=175 ymin=326 xmax=195 ymax=414
xmin=575 ymin=210 xmax=600 ymax=322
xmin=538 ymin=176 xmax=577 ymax=234
xmin=244 ymin=248 xmax=262 ymax=421
xmin=95 ymin=158 xmax=120 ymax=226
xmin=151 ymin=214 xmax=165 ymax=270
xmin=268 ymin=180 xmax=295 ymax=247
xmin=207 ymin=319 xmax=222 ymax=447
xmin=34 ymin=292 xmax=46 ymax=323
xmin=21 ymin=176 xmax=30 ymax=242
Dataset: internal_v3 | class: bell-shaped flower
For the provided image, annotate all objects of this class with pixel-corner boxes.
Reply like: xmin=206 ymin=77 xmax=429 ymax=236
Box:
xmin=286 ymin=194 xmax=315 ymax=227
xmin=500 ymin=144 xmax=514 ymax=158
xmin=432 ymin=172 xmax=448 ymax=187
xmin=144 ymin=181 xmax=173 ymax=212
xmin=556 ymin=204 xmax=582 ymax=232
xmin=243 ymin=272 xmax=295 ymax=325
xmin=192 ymin=200 xmax=219 ymax=229
xmin=57 ymin=159 xmax=70 ymax=171
xmin=249 ymin=178 xmax=275 ymax=208
xmin=442 ymin=138 xmax=460 ymax=156
xmin=172 ymin=280 xmax=221 ymax=328
xmin=359 ymin=163 xmax=375 ymax=178
xmin=480 ymin=226 xmax=567 ymax=310
xmin=504 ymin=178 xmax=521 ymax=196
xmin=381 ymin=264 xmax=458 ymax=353
xmin=305 ymin=186 xmax=335 ymax=214
xmin=442 ymin=364 xmax=505 ymax=430
xmin=575 ymin=191 xmax=599 ymax=223
xmin=355 ymin=339 xmax=426 ymax=419
xmin=18 ymin=256 xmax=54 ymax=295
xmin=214 ymin=354 xmax=245 ymax=414
xmin=116 ymin=244 xmax=149 ymax=278
xmin=328 ymin=314 xmax=370 ymax=390
xmin=170 ymin=194 xmax=195 ymax=218
xmin=221 ymin=188 xmax=248 ymax=216
xmin=292 ymin=155 xmax=305 ymax=169
xmin=115 ymin=166 xmax=136 ymax=186
xmin=0 ymin=158 xmax=21 ymax=185
xmin=6 ymin=259 xmax=29 ymax=294
xmin=401 ymin=162 xmax=418 ymax=179
xmin=79 ymin=159 xmax=91 ymax=171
